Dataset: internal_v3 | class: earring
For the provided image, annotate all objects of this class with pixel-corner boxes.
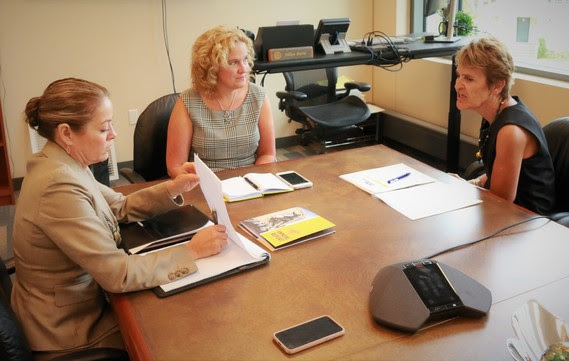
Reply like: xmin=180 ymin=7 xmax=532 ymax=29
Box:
xmin=66 ymin=145 xmax=71 ymax=154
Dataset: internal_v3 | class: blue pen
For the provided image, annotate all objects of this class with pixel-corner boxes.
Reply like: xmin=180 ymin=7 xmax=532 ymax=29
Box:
xmin=387 ymin=172 xmax=411 ymax=184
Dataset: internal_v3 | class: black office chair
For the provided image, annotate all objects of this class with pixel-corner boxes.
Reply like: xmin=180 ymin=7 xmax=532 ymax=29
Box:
xmin=463 ymin=116 xmax=569 ymax=227
xmin=543 ymin=117 xmax=569 ymax=226
xmin=0 ymin=258 xmax=130 ymax=361
xmin=89 ymin=159 xmax=111 ymax=186
xmin=119 ymin=93 xmax=178 ymax=183
xmin=275 ymin=67 xmax=373 ymax=152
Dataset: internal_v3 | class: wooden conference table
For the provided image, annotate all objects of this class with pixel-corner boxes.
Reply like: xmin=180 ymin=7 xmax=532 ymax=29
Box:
xmin=110 ymin=145 xmax=569 ymax=360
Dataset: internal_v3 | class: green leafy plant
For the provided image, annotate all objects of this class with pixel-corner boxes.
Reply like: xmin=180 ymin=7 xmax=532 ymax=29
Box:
xmin=455 ymin=11 xmax=474 ymax=36
xmin=538 ymin=38 xmax=548 ymax=58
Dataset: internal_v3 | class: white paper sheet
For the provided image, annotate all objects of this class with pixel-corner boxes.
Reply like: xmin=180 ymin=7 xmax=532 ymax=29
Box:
xmin=340 ymin=163 xmax=436 ymax=195
xmin=159 ymin=233 xmax=263 ymax=293
xmin=375 ymin=181 xmax=482 ymax=220
xmin=157 ymin=155 xmax=270 ymax=293
xmin=193 ymin=154 xmax=261 ymax=257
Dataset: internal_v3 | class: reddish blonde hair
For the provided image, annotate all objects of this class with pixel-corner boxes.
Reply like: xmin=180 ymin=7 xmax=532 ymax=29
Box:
xmin=456 ymin=36 xmax=515 ymax=99
xmin=25 ymin=78 xmax=109 ymax=141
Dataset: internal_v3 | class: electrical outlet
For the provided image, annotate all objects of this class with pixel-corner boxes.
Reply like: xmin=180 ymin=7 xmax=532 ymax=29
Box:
xmin=128 ymin=109 xmax=139 ymax=125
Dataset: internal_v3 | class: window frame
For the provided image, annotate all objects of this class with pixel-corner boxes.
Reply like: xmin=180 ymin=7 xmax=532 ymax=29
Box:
xmin=409 ymin=0 xmax=569 ymax=82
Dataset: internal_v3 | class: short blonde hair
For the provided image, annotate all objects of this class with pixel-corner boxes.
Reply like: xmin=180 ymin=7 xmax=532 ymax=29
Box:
xmin=191 ymin=26 xmax=254 ymax=96
xmin=455 ymin=36 xmax=515 ymax=99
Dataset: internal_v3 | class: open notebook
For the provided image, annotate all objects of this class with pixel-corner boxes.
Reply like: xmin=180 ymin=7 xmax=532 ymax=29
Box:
xmin=221 ymin=173 xmax=293 ymax=202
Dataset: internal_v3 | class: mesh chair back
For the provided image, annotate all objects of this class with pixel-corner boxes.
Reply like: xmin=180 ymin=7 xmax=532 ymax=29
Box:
xmin=282 ymin=68 xmax=344 ymax=123
xmin=284 ymin=68 xmax=338 ymax=106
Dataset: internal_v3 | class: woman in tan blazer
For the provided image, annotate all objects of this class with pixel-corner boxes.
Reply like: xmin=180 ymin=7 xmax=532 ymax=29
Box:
xmin=11 ymin=78 xmax=228 ymax=360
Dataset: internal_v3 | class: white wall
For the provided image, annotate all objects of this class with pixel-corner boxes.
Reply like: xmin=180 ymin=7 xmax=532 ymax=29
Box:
xmin=0 ymin=0 xmax=373 ymax=178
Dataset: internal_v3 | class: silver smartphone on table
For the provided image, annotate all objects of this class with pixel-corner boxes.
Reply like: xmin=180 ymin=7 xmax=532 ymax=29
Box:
xmin=273 ymin=315 xmax=345 ymax=354
xmin=275 ymin=170 xmax=313 ymax=189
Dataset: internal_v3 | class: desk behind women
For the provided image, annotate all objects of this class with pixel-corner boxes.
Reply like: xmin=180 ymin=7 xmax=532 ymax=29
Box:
xmin=254 ymin=37 xmax=470 ymax=173
xmin=110 ymin=145 xmax=569 ymax=361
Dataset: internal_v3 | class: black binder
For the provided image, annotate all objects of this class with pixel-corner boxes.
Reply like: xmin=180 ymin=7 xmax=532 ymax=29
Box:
xmin=120 ymin=205 xmax=211 ymax=254
xmin=120 ymin=205 xmax=271 ymax=298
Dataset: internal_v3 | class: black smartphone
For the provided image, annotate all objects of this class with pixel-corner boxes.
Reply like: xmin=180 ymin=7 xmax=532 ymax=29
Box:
xmin=273 ymin=315 xmax=345 ymax=354
xmin=275 ymin=171 xmax=313 ymax=189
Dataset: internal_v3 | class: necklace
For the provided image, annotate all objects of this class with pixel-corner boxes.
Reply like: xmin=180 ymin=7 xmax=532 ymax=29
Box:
xmin=476 ymin=97 xmax=505 ymax=160
xmin=215 ymin=92 xmax=236 ymax=123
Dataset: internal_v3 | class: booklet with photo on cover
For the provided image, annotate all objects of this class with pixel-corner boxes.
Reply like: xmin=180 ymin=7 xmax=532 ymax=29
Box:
xmin=120 ymin=205 xmax=213 ymax=254
xmin=239 ymin=206 xmax=336 ymax=250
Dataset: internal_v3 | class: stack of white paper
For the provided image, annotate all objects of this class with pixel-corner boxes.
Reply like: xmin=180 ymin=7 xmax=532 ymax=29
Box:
xmin=507 ymin=300 xmax=569 ymax=361
xmin=340 ymin=163 xmax=482 ymax=220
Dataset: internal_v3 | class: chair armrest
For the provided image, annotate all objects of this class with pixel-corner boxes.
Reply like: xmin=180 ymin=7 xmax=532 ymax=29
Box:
xmin=276 ymin=91 xmax=308 ymax=101
xmin=344 ymin=81 xmax=371 ymax=93
xmin=119 ymin=168 xmax=147 ymax=184
xmin=3 ymin=257 xmax=14 ymax=275
xmin=463 ymin=160 xmax=485 ymax=180
xmin=549 ymin=212 xmax=569 ymax=228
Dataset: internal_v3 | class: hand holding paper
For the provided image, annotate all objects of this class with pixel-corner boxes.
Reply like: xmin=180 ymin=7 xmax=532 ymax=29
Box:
xmin=193 ymin=154 xmax=263 ymax=254
xmin=154 ymin=154 xmax=270 ymax=296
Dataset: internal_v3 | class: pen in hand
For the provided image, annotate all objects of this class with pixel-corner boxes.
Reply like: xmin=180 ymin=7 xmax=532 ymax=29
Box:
xmin=387 ymin=172 xmax=411 ymax=184
xmin=211 ymin=208 xmax=218 ymax=225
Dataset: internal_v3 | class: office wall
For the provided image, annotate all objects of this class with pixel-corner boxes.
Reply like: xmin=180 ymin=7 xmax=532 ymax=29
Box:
xmin=0 ymin=0 xmax=374 ymax=179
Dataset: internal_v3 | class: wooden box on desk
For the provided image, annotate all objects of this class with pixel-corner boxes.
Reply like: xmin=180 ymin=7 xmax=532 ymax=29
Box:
xmin=267 ymin=46 xmax=313 ymax=62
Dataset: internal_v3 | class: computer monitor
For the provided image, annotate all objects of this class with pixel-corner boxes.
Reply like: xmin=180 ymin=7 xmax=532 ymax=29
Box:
xmin=314 ymin=18 xmax=352 ymax=55
xmin=424 ymin=0 xmax=449 ymax=17
xmin=423 ymin=0 xmax=459 ymax=43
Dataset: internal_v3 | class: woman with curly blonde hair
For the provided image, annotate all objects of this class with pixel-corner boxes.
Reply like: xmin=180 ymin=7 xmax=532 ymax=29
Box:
xmin=167 ymin=26 xmax=276 ymax=175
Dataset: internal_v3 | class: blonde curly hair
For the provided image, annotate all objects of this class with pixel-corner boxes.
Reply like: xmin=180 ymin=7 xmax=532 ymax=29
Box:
xmin=191 ymin=26 xmax=255 ymax=97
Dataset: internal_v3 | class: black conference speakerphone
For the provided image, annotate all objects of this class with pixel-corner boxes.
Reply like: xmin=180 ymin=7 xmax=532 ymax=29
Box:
xmin=369 ymin=259 xmax=492 ymax=332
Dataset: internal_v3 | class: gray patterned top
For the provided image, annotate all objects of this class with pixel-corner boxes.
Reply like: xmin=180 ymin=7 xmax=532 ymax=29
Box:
xmin=180 ymin=83 xmax=265 ymax=171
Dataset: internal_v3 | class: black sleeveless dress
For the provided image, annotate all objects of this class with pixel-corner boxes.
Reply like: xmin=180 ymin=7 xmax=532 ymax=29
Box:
xmin=479 ymin=96 xmax=556 ymax=214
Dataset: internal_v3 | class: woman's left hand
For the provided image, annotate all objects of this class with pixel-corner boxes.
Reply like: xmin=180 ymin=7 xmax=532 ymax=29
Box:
xmin=167 ymin=173 xmax=200 ymax=198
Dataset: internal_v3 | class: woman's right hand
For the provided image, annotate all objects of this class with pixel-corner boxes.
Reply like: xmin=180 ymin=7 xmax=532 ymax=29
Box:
xmin=186 ymin=224 xmax=228 ymax=259
xmin=169 ymin=161 xmax=196 ymax=178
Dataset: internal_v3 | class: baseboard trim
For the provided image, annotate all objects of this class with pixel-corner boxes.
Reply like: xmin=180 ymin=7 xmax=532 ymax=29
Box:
xmin=381 ymin=110 xmax=478 ymax=171
xmin=276 ymin=135 xmax=300 ymax=148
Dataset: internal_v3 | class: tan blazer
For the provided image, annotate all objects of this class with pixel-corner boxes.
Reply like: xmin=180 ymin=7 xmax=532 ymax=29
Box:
xmin=11 ymin=141 xmax=197 ymax=352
